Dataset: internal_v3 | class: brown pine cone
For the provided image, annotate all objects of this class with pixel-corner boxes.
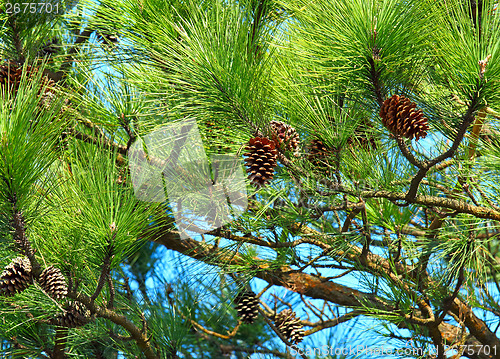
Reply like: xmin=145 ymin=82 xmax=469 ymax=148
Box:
xmin=39 ymin=266 xmax=68 ymax=300
xmin=244 ymin=137 xmax=278 ymax=188
xmin=274 ymin=309 xmax=305 ymax=344
xmin=379 ymin=94 xmax=429 ymax=141
xmin=270 ymin=120 xmax=300 ymax=154
xmin=0 ymin=257 xmax=33 ymax=296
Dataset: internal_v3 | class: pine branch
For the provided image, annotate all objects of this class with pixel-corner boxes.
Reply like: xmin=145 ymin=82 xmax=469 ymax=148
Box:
xmin=153 ymin=228 xmax=392 ymax=310
xmin=11 ymin=211 xmax=42 ymax=277
xmin=368 ymin=56 xmax=384 ymax=106
xmin=340 ymin=188 xmax=500 ymax=221
xmin=189 ymin=317 xmax=242 ymax=340
xmin=109 ymin=331 xmax=134 ymax=342
xmin=90 ymin=246 xmax=113 ymax=303
xmin=341 ymin=201 xmax=364 ymax=233
xmin=68 ymin=292 xmax=159 ymax=359
xmin=435 ymin=265 xmax=465 ymax=326
xmin=302 ymin=310 xmax=361 ymax=336
xmin=52 ymin=328 xmax=68 ymax=359
xmin=67 ymin=128 xmax=128 ymax=155
xmin=119 ymin=113 xmax=136 ymax=151
xmin=151 ymin=224 xmax=500 ymax=353
xmin=107 ymin=276 xmax=115 ymax=309
xmin=395 ymin=136 xmax=426 ymax=169
xmin=405 ymin=94 xmax=480 ymax=201
xmin=274 ymin=151 xmax=500 ymax=221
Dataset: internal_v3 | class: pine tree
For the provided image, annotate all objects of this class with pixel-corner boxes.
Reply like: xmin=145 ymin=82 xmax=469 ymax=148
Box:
xmin=1 ymin=0 xmax=500 ymax=358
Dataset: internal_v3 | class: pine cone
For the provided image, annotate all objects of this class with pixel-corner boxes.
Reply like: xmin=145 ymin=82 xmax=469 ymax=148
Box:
xmin=0 ymin=257 xmax=33 ymax=296
xmin=244 ymin=137 xmax=278 ymax=188
xmin=39 ymin=266 xmax=68 ymax=300
xmin=347 ymin=119 xmax=377 ymax=150
xmin=270 ymin=120 xmax=300 ymax=154
xmin=0 ymin=63 xmax=24 ymax=93
xmin=0 ymin=62 xmax=56 ymax=101
xmin=53 ymin=302 xmax=91 ymax=328
xmin=274 ymin=309 xmax=305 ymax=344
xmin=234 ymin=290 xmax=259 ymax=324
xmin=307 ymin=138 xmax=338 ymax=166
xmin=379 ymin=94 xmax=429 ymax=141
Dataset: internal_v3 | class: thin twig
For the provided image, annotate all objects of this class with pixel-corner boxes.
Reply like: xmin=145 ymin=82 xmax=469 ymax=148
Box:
xmin=405 ymin=94 xmax=480 ymax=201
xmin=302 ymin=310 xmax=361 ymax=336
xmin=90 ymin=243 xmax=114 ymax=303
xmin=189 ymin=318 xmax=242 ymax=340
xmin=396 ymin=136 xmax=425 ymax=169
xmin=68 ymin=128 xmax=128 ymax=155
xmin=69 ymin=292 xmax=159 ymax=359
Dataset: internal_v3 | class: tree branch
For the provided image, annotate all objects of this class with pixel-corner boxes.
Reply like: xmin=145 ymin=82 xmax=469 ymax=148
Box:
xmin=405 ymin=95 xmax=480 ymax=201
xmin=69 ymin=292 xmax=159 ymax=359
xmin=337 ymin=188 xmax=500 ymax=221
xmin=396 ymin=136 xmax=426 ymax=169
xmin=302 ymin=310 xmax=361 ymax=336
xmin=52 ymin=328 xmax=68 ymax=359
xmin=67 ymin=128 xmax=128 ymax=155
xmin=149 ymin=223 xmax=500 ymax=355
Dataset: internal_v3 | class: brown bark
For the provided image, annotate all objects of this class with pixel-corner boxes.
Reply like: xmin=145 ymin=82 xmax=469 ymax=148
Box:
xmin=51 ymin=328 xmax=68 ymax=359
